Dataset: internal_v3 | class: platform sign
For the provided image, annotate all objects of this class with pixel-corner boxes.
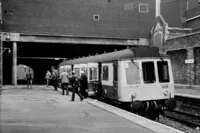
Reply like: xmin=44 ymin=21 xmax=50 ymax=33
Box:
xmin=185 ymin=59 xmax=194 ymax=64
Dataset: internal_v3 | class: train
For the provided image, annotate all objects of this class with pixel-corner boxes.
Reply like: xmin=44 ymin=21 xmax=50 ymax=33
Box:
xmin=59 ymin=46 xmax=176 ymax=118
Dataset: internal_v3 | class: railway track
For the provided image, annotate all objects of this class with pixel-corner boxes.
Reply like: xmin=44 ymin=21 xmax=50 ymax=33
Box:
xmin=163 ymin=109 xmax=200 ymax=128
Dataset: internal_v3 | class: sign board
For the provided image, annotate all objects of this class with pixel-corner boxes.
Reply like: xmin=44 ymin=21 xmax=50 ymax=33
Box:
xmin=185 ymin=59 xmax=194 ymax=64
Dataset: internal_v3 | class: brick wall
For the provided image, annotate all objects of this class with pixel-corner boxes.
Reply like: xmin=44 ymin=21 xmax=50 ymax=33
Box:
xmin=194 ymin=47 xmax=200 ymax=85
xmin=1 ymin=0 xmax=155 ymax=39
xmin=167 ymin=50 xmax=188 ymax=84
xmin=164 ymin=32 xmax=200 ymax=85
xmin=0 ymin=38 xmax=2 ymax=85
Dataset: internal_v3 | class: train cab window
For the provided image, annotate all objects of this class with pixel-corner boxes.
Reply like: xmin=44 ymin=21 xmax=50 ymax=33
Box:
xmin=125 ymin=62 xmax=140 ymax=84
xmin=102 ymin=66 xmax=109 ymax=81
xmin=142 ymin=62 xmax=156 ymax=83
xmin=157 ymin=61 xmax=170 ymax=82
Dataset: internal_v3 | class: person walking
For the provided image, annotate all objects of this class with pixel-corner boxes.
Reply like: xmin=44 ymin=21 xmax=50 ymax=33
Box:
xmin=45 ymin=70 xmax=51 ymax=87
xmin=79 ymin=70 xmax=88 ymax=98
xmin=51 ymin=66 xmax=58 ymax=91
xmin=70 ymin=71 xmax=84 ymax=101
xmin=60 ymin=68 xmax=69 ymax=95
xmin=25 ymin=68 xmax=33 ymax=89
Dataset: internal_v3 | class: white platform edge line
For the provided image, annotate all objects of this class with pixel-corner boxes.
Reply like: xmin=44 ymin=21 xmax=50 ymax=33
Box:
xmin=85 ymin=99 xmax=184 ymax=133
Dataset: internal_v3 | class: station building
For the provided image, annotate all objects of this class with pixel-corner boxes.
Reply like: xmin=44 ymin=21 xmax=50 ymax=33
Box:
xmin=0 ymin=0 xmax=199 ymax=86
xmin=0 ymin=0 xmax=157 ymax=85
xmin=151 ymin=0 xmax=200 ymax=86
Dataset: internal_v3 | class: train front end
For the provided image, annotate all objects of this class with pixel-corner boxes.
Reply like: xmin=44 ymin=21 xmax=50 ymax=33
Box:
xmin=118 ymin=58 xmax=176 ymax=117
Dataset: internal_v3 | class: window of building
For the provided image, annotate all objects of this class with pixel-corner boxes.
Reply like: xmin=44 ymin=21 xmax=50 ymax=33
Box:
xmin=125 ymin=62 xmax=140 ymax=84
xmin=142 ymin=62 xmax=156 ymax=83
xmin=102 ymin=65 xmax=109 ymax=81
xmin=93 ymin=14 xmax=100 ymax=21
xmin=157 ymin=61 xmax=170 ymax=83
xmin=139 ymin=3 xmax=149 ymax=13
xmin=154 ymin=32 xmax=163 ymax=48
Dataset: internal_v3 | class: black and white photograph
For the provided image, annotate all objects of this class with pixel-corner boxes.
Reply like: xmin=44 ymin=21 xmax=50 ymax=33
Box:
xmin=0 ymin=0 xmax=200 ymax=133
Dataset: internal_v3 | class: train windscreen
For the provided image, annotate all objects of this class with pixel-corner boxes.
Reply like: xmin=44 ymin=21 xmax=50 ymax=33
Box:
xmin=142 ymin=62 xmax=156 ymax=83
xmin=125 ymin=62 xmax=140 ymax=84
xmin=157 ymin=61 xmax=170 ymax=83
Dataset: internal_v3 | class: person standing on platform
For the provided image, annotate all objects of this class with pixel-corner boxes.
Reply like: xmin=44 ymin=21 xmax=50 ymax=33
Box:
xmin=80 ymin=70 xmax=88 ymax=98
xmin=45 ymin=70 xmax=51 ymax=87
xmin=70 ymin=71 xmax=84 ymax=101
xmin=60 ymin=68 xmax=69 ymax=95
xmin=25 ymin=68 xmax=33 ymax=89
xmin=51 ymin=66 xmax=58 ymax=91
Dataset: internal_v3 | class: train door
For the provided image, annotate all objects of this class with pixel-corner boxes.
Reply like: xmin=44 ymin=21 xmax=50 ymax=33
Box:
xmin=87 ymin=63 xmax=98 ymax=96
xmin=113 ymin=61 xmax=118 ymax=99
xmin=74 ymin=64 xmax=80 ymax=78
xmin=101 ymin=62 xmax=118 ymax=100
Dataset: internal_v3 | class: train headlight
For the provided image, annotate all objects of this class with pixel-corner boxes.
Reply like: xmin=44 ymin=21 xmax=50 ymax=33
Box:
xmin=164 ymin=90 xmax=168 ymax=96
xmin=132 ymin=93 xmax=137 ymax=99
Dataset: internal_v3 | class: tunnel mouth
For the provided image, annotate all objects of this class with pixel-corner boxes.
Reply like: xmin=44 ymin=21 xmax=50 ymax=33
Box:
xmin=3 ymin=42 xmax=127 ymax=85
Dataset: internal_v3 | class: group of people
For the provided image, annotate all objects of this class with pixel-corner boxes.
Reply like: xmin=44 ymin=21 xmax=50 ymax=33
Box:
xmin=45 ymin=67 xmax=88 ymax=102
xmin=24 ymin=65 xmax=88 ymax=102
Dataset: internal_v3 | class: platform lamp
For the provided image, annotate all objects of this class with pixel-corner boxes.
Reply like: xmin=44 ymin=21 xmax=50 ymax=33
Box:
xmin=0 ymin=32 xmax=11 ymax=88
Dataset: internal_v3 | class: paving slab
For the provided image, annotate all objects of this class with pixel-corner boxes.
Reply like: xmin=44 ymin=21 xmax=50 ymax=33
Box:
xmin=0 ymin=85 xmax=155 ymax=133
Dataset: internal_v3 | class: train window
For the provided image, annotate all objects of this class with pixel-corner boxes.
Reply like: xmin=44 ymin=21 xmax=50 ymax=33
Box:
xmin=74 ymin=68 xmax=80 ymax=78
xmin=67 ymin=68 xmax=72 ymax=76
xmin=142 ymin=62 xmax=156 ymax=83
xmin=93 ymin=68 xmax=97 ymax=80
xmin=81 ymin=68 xmax=87 ymax=76
xmin=89 ymin=68 xmax=93 ymax=80
xmin=157 ymin=61 xmax=170 ymax=82
xmin=89 ymin=68 xmax=98 ymax=81
xmin=125 ymin=62 xmax=140 ymax=84
xmin=102 ymin=66 xmax=109 ymax=81
xmin=113 ymin=62 xmax=118 ymax=81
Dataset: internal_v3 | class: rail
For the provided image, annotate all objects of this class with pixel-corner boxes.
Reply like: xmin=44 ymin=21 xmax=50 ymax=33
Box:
xmin=163 ymin=110 xmax=200 ymax=128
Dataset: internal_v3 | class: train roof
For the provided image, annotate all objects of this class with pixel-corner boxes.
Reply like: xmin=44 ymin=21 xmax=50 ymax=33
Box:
xmin=59 ymin=46 xmax=165 ymax=66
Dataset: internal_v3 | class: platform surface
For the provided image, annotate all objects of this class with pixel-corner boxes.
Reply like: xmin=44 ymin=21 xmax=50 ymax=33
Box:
xmin=0 ymin=85 xmax=183 ymax=133
xmin=175 ymin=86 xmax=200 ymax=99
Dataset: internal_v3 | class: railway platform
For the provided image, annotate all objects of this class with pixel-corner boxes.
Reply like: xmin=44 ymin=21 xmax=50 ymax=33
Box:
xmin=175 ymin=85 xmax=200 ymax=99
xmin=0 ymin=85 xmax=183 ymax=133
